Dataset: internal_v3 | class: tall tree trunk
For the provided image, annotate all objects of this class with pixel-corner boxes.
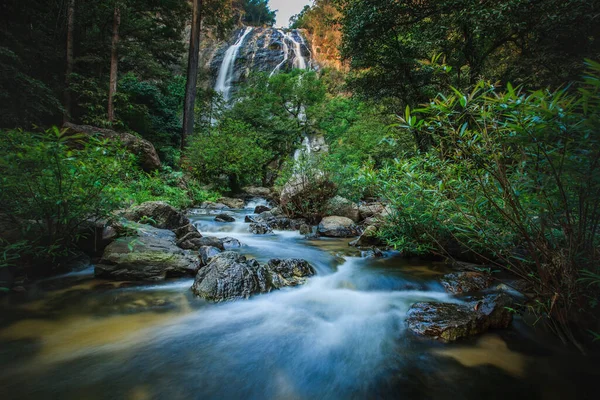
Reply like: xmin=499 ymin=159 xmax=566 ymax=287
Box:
xmin=182 ymin=0 xmax=203 ymax=149
xmin=63 ymin=0 xmax=75 ymax=124
xmin=107 ymin=5 xmax=121 ymax=124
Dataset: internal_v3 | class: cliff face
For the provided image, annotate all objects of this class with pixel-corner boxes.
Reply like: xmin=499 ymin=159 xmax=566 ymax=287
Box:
xmin=203 ymin=27 xmax=313 ymax=100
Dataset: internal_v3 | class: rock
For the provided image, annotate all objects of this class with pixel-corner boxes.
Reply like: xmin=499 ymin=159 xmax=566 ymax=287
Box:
xmin=121 ymin=202 xmax=189 ymax=231
xmin=406 ymin=294 xmax=513 ymax=342
xmin=325 ymin=196 xmax=360 ymax=222
xmin=64 ymin=123 xmax=160 ymax=171
xmin=218 ymin=197 xmax=245 ymax=209
xmin=279 ymin=174 xmax=336 ymax=217
xmin=270 ymin=207 xmax=285 ymax=217
xmin=254 ymin=205 xmax=271 ymax=214
xmin=244 ymin=215 xmax=255 ymax=223
xmin=299 ymin=224 xmax=312 ymax=235
xmin=199 ymin=246 xmax=222 ymax=266
xmin=215 ymin=213 xmax=235 ymax=223
xmin=266 ymin=259 xmax=316 ymax=289
xmin=192 ymin=236 xmax=225 ymax=251
xmin=174 ymin=224 xmax=202 ymax=241
xmin=358 ymin=202 xmax=386 ymax=220
xmin=200 ymin=201 xmax=229 ymax=210
xmin=361 ymin=248 xmax=384 ymax=258
xmin=350 ymin=225 xmax=384 ymax=247
xmin=249 ymin=222 xmax=273 ymax=235
xmin=318 ymin=216 xmax=360 ymax=238
xmin=95 ymin=226 xmax=201 ymax=281
xmin=191 ymin=252 xmax=270 ymax=301
xmin=221 ymin=237 xmax=242 ymax=249
xmin=441 ymin=272 xmax=493 ymax=294
xmin=242 ymin=186 xmax=272 ymax=198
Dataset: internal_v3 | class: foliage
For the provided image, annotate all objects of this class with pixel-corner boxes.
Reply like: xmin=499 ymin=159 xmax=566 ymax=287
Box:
xmin=379 ymin=63 xmax=600 ymax=350
xmin=185 ymin=119 xmax=273 ymax=192
xmin=0 ymin=127 xmax=132 ymax=262
xmin=241 ymin=0 xmax=276 ymax=27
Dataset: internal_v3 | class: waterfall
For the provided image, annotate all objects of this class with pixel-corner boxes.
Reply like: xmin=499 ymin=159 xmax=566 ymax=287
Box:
xmin=214 ymin=27 xmax=253 ymax=102
xmin=269 ymin=30 xmax=290 ymax=77
xmin=289 ymin=30 xmax=307 ymax=70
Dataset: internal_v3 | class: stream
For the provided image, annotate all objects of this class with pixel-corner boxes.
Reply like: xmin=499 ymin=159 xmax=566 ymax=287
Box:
xmin=0 ymin=202 xmax=598 ymax=399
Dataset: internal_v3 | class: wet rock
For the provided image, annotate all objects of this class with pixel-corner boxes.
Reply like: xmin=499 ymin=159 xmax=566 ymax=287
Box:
xmin=299 ymin=224 xmax=312 ymax=235
xmin=254 ymin=205 xmax=271 ymax=214
xmin=191 ymin=252 xmax=270 ymax=301
xmin=199 ymin=246 xmax=222 ymax=266
xmin=361 ymin=248 xmax=384 ymax=258
xmin=194 ymin=236 xmax=225 ymax=251
xmin=441 ymin=272 xmax=493 ymax=294
xmin=221 ymin=237 xmax=242 ymax=249
xmin=266 ymin=259 xmax=316 ymax=289
xmin=325 ymin=196 xmax=360 ymax=222
xmin=270 ymin=207 xmax=285 ymax=217
xmin=349 ymin=225 xmax=384 ymax=247
xmin=173 ymin=223 xmax=201 ymax=239
xmin=406 ymin=293 xmax=513 ymax=342
xmin=95 ymin=226 xmax=201 ymax=281
xmin=249 ymin=222 xmax=273 ymax=235
xmin=244 ymin=215 xmax=255 ymax=223
xmin=64 ymin=123 xmax=161 ymax=171
xmin=318 ymin=216 xmax=360 ymax=238
xmin=200 ymin=201 xmax=229 ymax=210
xmin=215 ymin=213 xmax=236 ymax=223
xmin=121 ymin=201 xmax=189 ymax=231
xmin=218 ymin=197 xmax=245 ymax=209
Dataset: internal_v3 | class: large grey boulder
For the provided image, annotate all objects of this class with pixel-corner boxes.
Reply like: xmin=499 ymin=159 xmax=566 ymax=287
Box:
xmin=242 ymin=186 xmax=273 ymax=198
xmin=267 ymin=259 xmax=316 ymax=289
xmin=215 ymin=213 xmax=235 ymax=222
xmin=249 ymin=222 xmax=273 ymax=235
xmin=441 ymin=272 xmax=493 ymax=294
xmin=199 ymin=246 xmax=222 ymax=266
xmin=406 ymin=294 xmax=513 ymax=342
xmin=218 ymin=197 xmax=245 ymax=209
xmin=121 ymin=201 xmax=190 ymax=231
xmin=349 ymin=225 xmax=384 ymax=247
xmin=95 ymin=225 xmax=200 ymax=281
xmin=64 ymin=123 xmax=160 ymax=171
xmin=358 ymin=202 xmax=390 ymax=220
xmin=191 ymin=253 xmax=317 ymax=302
xmin=191 ymin=252 xmax=271 ymax=301
xmin=325 ymin=196 xmax=360 ymax=222
xmin=318 ymin=216 xmax=360 ymax=238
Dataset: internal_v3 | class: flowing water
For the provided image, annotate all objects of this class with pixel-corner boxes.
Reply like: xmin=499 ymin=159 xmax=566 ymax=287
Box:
xmin=0 ymin=203 xmax=598 ymax=399
xmin=214 ymin=27 xmax=254 ymax=102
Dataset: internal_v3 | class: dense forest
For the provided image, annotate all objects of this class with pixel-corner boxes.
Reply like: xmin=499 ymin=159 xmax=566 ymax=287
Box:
xmin=1 ymin=0 xmax=600 ymax=397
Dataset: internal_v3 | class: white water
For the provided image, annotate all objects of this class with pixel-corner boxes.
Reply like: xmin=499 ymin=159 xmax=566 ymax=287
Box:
xmin=269 ymin=30 xmax=290 ymax=77
xmin=289 ymin=30 xmax=307 ymax=70
xmin=214 ymin=27 xmax=253 ymax=102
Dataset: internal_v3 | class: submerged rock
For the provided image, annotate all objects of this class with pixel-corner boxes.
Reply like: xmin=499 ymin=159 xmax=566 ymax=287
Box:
xmin=191 ymin=252 xmax=270 ymax=301
xmin=215 ymin=213 xmax=236 ymax=223
xmin=441 ymin=272 xmax=493 ymax=294
xmin=318 ymin=216 xmax=360 ymax=238
xmin=267 ymin=259 xmax=316 ymax=289
xmin=406 ymin=293 xmax=513 ymax=342
xmin=95 ymin=226 xmax=200 ymax=281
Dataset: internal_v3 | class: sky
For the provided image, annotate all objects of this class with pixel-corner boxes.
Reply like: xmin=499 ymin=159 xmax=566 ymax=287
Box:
xmin=270 ymin=0 xmax=313 ymax=27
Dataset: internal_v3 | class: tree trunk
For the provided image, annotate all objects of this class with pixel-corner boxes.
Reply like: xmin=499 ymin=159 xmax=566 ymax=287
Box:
xmin=182 ymin=0 xmax=203 ymax=149
xmin=63 ymin=0 xmax=75 ymax=124
xmin=107 ymin=5 xmax=121 ymax=124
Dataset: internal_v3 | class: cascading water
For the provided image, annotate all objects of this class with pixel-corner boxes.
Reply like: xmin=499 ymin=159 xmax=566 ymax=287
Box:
xmin=269 ymin=30 xmax=290 ymax=77
xmin=288 ymin=31 xmax=307 ymax=70
xmin=214 ymin=27 xmax=253 ymax=102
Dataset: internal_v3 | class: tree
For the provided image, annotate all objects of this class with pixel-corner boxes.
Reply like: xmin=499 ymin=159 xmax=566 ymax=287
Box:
xmin=63 ymin=0 xmax=76 ymax=123
xmin=182 ymin=0 xmax=204 ymax=148
xmin=242 ymin=0 xmax=276 ymax=27
xmin=107 ymin=3 xmax=121 ymax=123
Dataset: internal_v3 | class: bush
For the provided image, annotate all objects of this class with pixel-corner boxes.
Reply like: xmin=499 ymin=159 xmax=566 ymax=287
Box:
xmin=381 ymin=62 xmax=600 ymax=350
xmin=0 ymin=127 xmax=131 ymax=263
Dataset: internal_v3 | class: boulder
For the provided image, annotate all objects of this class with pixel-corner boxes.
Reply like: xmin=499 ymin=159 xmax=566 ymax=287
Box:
xmin=193 ymin=236 xmax=225 ymax=251
xmin=191 ymin=252 xmax=270 ymax=301
xmin=215 ymin=213 xmax=235 ymax=223
xmin=221 ymin=237 xmax=242 ymax=249
xmin=64 ymin=123 xmax=160 ymax=171
xmin=242 ymin=186 xmax=273 ymax=198
xmin=191 ymin=253 xmax=317 ymax=302
xmin=200 ymin=202 xmax=229 ymax=210
xmin=299 ymin=224 xmax=312 ymax=235
xmin=358 ymin=202 xmax=390 ymax=220
xmin=249 ymin=222 xmax=273 ymax=235
xmin=249 ymin=212 xmax=306 ymax=231
xmin=199 ymin=246 xmax=222 ymax=266
xmin=349 ymin=225 xmax=384 ymax=247
xmin=218 ymin=197 xmax=245 ymax=209
xmin=406 ymin=294 xmax=513 ymax=342
xmin=121 ymin=202 xmax=189 ymax=231
xmin=441 ymin=272 xmax=493 ymax=294
xmin=95 ymin=225 xmax=200 ymax=281
xmin=325 ymin=196 xmax=360 ymax=222
xmin=253 ymin=205 xmax=271 ymax=214
xmin=318 ymin=216 xmax=360 ymax=238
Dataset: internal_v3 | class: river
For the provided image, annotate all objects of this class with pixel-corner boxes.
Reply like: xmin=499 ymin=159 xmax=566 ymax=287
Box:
xmin=0 ymin=202 xmax=597 ymax=399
